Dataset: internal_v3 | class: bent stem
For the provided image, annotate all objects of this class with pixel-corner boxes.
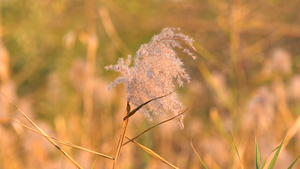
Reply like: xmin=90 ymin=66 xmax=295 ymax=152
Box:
xmin=122 ymin=108 xmax=188 ymax=146
xmin=0 ymin=92 xmax=83 ymax=169
xmin=8 ymin=117 xmax=114 ymax=160
xmin=125 ymin=137 xmax=179 ymax=169
xmin=113 ymin=101 xmax=131 ymax=169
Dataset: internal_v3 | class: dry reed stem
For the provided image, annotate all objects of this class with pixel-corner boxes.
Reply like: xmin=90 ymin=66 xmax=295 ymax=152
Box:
xmin=112 ymin=101 xmax=131 ymax=169
xmin=197 ymin=63 xmax=231 ymax=109
xmin=83 ymin=33 xmax=98 ymax=124
xmin=84 ymin=0 xmax=98 ymax=130
xmin=209 ymin=108 xmax=249 ymax=169
xmin=8 ymin=117 xmax=114 ymax=160
xmin=191 ymin=140 xmax=208 ymax=169
xmin=230 ymin=130 xmax=245 ymax=169
xmin=0 ymin=91 xmax=83 ymax=169
xmin=99 ymin=6 xmax=130 ymax=54
xmin=123 ymin=108 xmax=188 ymax=146
xmin=125 ymin=136 xmax=179 ymax=169
xmin=123 ymin=89 xmax=177 ymax=120
xmin=242 ymin=28 xmax=282 ymax=58
xmin=113 ymin=91 xmax=183 ymax=168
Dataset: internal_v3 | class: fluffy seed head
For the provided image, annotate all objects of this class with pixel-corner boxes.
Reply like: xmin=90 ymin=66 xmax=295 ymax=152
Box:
xmin=105 ymin=28 xmax=196 ymax=128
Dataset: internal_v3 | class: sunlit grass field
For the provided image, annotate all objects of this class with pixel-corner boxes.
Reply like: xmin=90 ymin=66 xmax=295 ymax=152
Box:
xmin=1 ymin=0 xmax=300 ymax=168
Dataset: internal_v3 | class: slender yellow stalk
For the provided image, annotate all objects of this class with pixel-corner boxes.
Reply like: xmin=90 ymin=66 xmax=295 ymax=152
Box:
xmin=125 ymin=137 xmax=179 ymax=169
xmin=84 ymin=0 xmax=98 ymax=131
xmin=8 ymin=117 xmax=114 ymax=160
xmin=123 ymin=108 xmax=188 ymax=146
xmin=112 ymin=101 xmax=131 ymax=169
xmin=0 ymin=92 xmax=83 ymax=169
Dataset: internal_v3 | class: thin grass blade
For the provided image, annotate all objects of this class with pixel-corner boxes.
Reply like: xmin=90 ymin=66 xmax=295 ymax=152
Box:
xmin=1 ymin=92 xmax=83 ymax=169
xmin=126 ymin=137 xmax=179 ymax=169
xmin=91 ymin=157 xmax=98 ymax=169
xmin=9 ymin=117 xmax=114 ymax=160
xmin=113 ymin=102 xmax=131 ymax=169
xmin=191 ymin=140 xmax=208 ymax=169
xmin=255 ymin=138 xmax=261 ymax=169
xmin=123 ymin=89 xmax=177 ymax=120
xmin=260 ymin=159 xmax=267 ymax=169
xmin=123 ymin=108 xmax=188 ymax=146
xmin=270 ymin=140 xmax=288 ymax=153
xmin=268 ymin=137 xmax=285 ymax=169
xmin=231 ymin=131 xmax=244 ymax=169
xmin=287 ymin=154 xmax=300 ymax=169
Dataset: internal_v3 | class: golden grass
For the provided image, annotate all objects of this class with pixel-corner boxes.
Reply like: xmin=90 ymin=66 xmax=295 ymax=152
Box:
xmin=1 ymin=0 xmax=300 ymax=168
xmin=1 ymin=91 xmax=187 ymax=168
xmin=125 ymin=136 xmax=179 ymax=169
xmin=0 ymin=91 xmax=84 ymax=169
xmin=112 ymin=102 xmax=130 ymax=169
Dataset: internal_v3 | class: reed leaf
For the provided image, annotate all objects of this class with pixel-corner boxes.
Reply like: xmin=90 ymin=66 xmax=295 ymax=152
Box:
xmin=268 ymin=137 xmax=285 ymax=169
xmin=125 ymin=137 xmax=179 ymax=169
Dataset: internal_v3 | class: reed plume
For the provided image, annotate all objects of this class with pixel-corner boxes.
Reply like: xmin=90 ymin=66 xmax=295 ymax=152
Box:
xmin=106 ymin=27 xmax=196 ymax=128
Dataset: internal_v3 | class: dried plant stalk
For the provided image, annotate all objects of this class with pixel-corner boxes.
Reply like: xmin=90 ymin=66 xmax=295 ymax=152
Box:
xmin=113 ymin=101 xmax=131 ymax=169
xmin=125 ymin=136 xmax=179 ymax=169
xmin=123 ymin=108 xmax=188 ymax=146
xmin=8 ymin=117 xmax=114 ymax=160
xmin=0 ymin=92 xmax=83 ymax=169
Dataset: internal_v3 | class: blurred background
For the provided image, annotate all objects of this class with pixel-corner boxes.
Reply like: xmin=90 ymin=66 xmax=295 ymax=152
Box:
xmin=0 ymin=0 xmax=300 ymax=168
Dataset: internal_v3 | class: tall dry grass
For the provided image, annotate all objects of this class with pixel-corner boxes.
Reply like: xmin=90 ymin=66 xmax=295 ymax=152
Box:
xmin=1 ymin=0 xmax=300 ymax=169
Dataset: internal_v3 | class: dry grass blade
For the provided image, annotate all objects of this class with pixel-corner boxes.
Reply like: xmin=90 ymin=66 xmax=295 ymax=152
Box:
xmin=52 ymin=138 xmax=114 ymax=160
xmin=125 ymin=136 xmax=179 ymax=169
xmin=91 ymin=156 xmax=99 ymax=169
xmin=113 ymin=101 xmax=131 ymax=169
xmin=98 ymin=6 xmax=130 ymax=54
xmin=123 ymin=108 xmax=189 ymax=146
xmin=191 ymin=140 xmax=208 ymax=169
xmin=231 ymin=130 xmax=244 ymax=169
xmin=8 ymin=117 xmax=114 ymax=160
xmin=123 ymin=89 xmax=177 ymax=120
xmin=0 ymin=91 xmax=83 ymax=169
xmin=197 ymin=63 xmax=232 ymax=110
